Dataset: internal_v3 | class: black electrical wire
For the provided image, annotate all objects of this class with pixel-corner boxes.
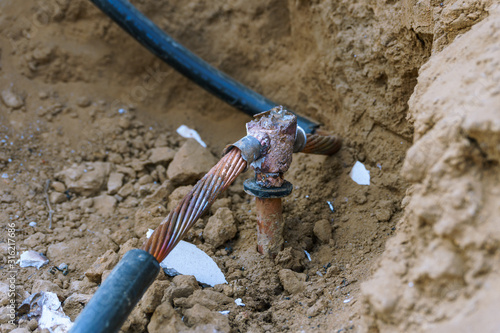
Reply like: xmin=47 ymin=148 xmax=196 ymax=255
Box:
xmin=89 ymin=0 xmax=320 ymax=134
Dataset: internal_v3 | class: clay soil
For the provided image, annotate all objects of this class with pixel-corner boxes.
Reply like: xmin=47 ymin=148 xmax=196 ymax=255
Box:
xmin=1 ymin=1 xmax=499 ymax=332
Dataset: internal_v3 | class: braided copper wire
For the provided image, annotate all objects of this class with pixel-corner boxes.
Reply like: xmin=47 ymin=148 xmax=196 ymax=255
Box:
xmin=302 ymin=132 xmax=342 ymax=156
xmin=142 ymin=148 xmax=246 ymax=263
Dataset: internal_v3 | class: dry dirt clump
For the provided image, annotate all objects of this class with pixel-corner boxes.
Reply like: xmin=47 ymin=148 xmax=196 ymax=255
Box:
xmin=0 ymin=0 xmax=498 ymax=332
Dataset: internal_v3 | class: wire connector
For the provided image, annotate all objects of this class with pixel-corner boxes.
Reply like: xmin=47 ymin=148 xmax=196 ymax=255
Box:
xmin=222 ymin=135 xmax=262 ymax=171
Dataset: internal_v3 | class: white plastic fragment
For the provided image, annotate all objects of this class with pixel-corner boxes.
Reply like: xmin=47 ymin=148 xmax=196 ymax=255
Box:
xmin=21 ymin=292 xmax=73 ymax=333
xmin=235 ymin=298 xmax=245 ymax=307
xmin=219 ymin=310 xmax=230 ymax=315
xmin=343 ymin=297 xmax=353 ymax=304
xmin=350 ymin=161 xmax=370 ymax=185
xmin=327 ymin=201 xmax=334 ymax=212
xmin=176 ymin=125 xmax=207 ymax=148
xmin=19 ymin=250 xmax=49 ymax=269
xmin=29 ymin=221 xmax=37 ymax=227
xmin=304 ymin=250 xmax=311 ymax=262
xmin=146 ymin=228 xmax=155 ymax=239
xmin=39 ymin=292 xmax=73 ymax=333
xmin=159 ymin=240 xmax=227 ymax=286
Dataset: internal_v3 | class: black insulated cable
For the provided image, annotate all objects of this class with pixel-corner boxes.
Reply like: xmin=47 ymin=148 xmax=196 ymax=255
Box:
xmin=70 ymin=249 xmax=160 ymax=333
xmin=88 ymin=0 xmax=320 ymax=134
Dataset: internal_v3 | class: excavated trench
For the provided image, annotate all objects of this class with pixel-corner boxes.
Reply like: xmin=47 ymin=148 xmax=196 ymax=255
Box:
xmin=0 ymin=0 xmax=498 ymax=332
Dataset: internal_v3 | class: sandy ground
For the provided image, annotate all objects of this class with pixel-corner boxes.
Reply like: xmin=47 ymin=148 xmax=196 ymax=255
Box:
xmin=0 ymin=0 xmax=499 ymax=332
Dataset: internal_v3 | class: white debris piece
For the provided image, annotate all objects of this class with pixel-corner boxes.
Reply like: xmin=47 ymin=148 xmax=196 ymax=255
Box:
xmin=235 ymin=298 xmax=245 ymax=307
xmin=21 ymin=292 xmax=73 ymax=333
xmin=29 ymin=221 xmax=37 ymax=227
xmin=159 ymin=240 xmax=227 ymax=286
xmin=327 ymin=201 xmax=334 ymax=212
xmin=176 ymin=125 xmax=207 ymax=148
xmin=343 ymin=297 xmax=353 ymax=304
xmin=146 ymin=228 xmax=155 ymax=239
xmin=38 ymin=292 xmax=73 ymax=333
xmin=304 ymin=250 xmax=312 ymax=262
xmin=219 ymin=310 xmax=230 ymax=315
xmin=19 ymin=250 xmax=49 ymax=269
xmin=350 ymin=161 xmax=370 ymax=185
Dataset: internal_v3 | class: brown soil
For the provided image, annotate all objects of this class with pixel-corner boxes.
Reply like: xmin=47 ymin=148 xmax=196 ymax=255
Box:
xmin=0 ymin=0 xmax=498 ymax=332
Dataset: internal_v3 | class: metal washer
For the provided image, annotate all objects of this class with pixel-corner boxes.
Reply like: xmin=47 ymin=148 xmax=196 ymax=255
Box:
xmin=243 ymin=179 xmax=293 ymax=198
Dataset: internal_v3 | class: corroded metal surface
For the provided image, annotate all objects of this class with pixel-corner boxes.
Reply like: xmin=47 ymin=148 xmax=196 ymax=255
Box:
xmin=246 ymin=106 xmax=297 ymax=188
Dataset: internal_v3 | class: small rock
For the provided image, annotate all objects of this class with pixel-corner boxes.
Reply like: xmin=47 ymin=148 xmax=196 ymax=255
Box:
xmin=141 ymin=181 xmax=174 ymax=208
xmin=49 ymin=192 xmax=67 ymax=204
xmin=55 ymin=162 xmax=112 ymax=196
xmin=137 ymin=280 xmax=170 ymax=314
xmin=167 ymin=139 xmax=218 ymax=184
xmin=313 ymin=219 xmax=332 ymax=243
xmin=138 ymin=174 xmax=153 ymax=185
xmin=93 ymin=194 xmax=117 ymax=216
xmin=62 ymin=294 xmax=92 ymax=321
xmin=204 ymin=208 xmax=237 ymax=248
xmin=107 ymin=172 xmax=124 ymax=195
xmin=47 ymin=243 xmax=70 ymax=261
xmin=76 ymin=96 xmax=91 ymax=108
xmin=278 ymin=269 xmax=306 ymax=294
xmin=147 ymin=301 xmax=187 ymax=333
xmin=210 ymin=198 xmax=231 ymax=214
xmin=175 ymin=290 xmax=233 ymax=310
xmin=32 ymin=280 xmax=63 ymax=299
xmin=118 ymin=117 xmax=131 ymax=129
xmin=164 ymin=275 xmax=200 ymax=302
xmin=149 ymin=147 xmax=176 ymax=165
xmin=183 ymin=304 xmax=230 ymax=333
xmin=167 ymin=186 xmax=193 ymax=211
xmin=1 ymin=89 xmax=24 ymax=109
xmin=24 ymin=233 xmax=47 ymax=248
xmin=51 ymin=181 xmax=66 ymax=193
xmin=306 ymin=299 xmax=325 ymax=317
xmin=84 ymin=249 xmax=119 ymax=283
xmin=79 ymin=198 xmax=93 ymax=209
xmin=375 ymin=200 xmax=394 ymax=222
xmin=117 ymin=182 xmax=134 ymax=198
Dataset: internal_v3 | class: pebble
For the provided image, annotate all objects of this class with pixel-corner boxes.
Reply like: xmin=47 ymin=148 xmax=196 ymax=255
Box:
xmin=51 ymin=181 xmax=66 ymax=193
xmin=93 ymin=195 xmax=117 ymax=217
xmin=1 ymin=89 xmax=24 ymax=109
xmin=84 ymin=249 xmax=119 ymax=284
xmin=167 ymin=139 xmax=218 ymax=184
xmin=55 ymin=162 xmax=112 ymax=196
xmin=204 ymin=207 xmax=237 ymax=248
xmin=147 ymin=301 xmax=187 ymax=333
xmin=107 ymin=172 xmax=124 ymax=195
xmin=313 ymin=219 xmax=332 ymax=243
xmin=278 ymin=269 xmax=306 ymax=294
xmin=149 ymin=147 xmax=176 ymax=164
xmin=50 ymin=192 xmax=67 ymax=204
xmin=76 ymin=96 xmax=91 ymax=108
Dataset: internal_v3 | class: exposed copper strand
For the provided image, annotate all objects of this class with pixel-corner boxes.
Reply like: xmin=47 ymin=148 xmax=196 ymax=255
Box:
xmin=142 ymin=148 xmax=246 ymax=263
xmin=302 ymin=133 xmax=342 ymax=155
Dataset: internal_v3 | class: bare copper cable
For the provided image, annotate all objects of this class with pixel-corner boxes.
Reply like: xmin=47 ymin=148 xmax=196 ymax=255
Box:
xmin=142 ymin=148 xmax=246 ymax=263
xmin=303 ymin=132 xmax=342 ymax=156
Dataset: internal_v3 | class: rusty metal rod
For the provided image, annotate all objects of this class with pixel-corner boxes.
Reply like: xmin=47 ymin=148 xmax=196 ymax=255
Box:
xmin=255 ymin=197 xmax=284 ymax=258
